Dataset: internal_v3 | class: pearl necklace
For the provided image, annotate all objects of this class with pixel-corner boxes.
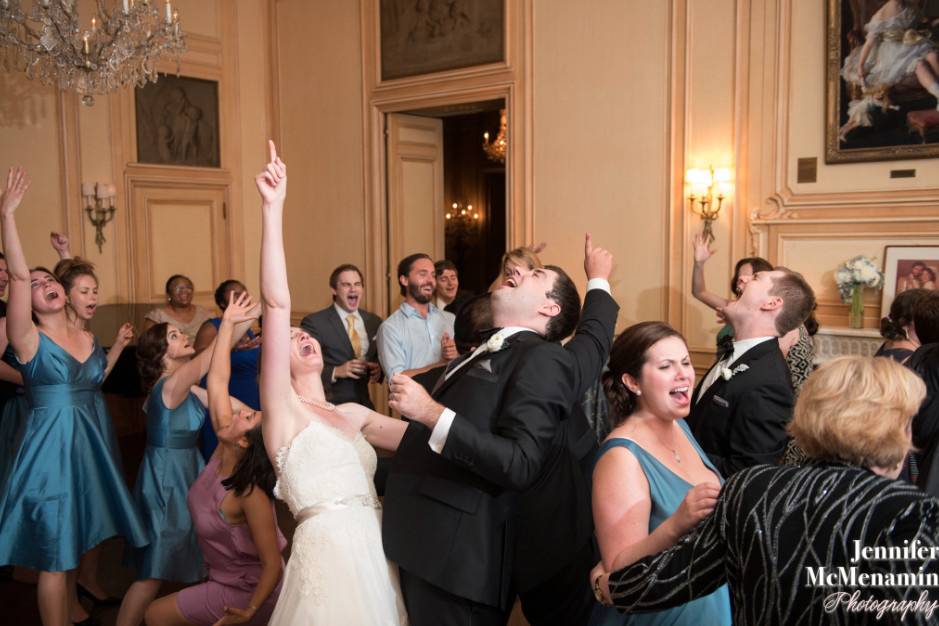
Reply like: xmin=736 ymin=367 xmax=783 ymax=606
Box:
xmin=295 ymin=393 xmax=335 ymax=411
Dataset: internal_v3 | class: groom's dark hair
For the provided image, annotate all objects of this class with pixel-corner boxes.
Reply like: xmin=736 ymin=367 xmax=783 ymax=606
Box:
xmin=543 ymin=265 xmax=580 ymax=343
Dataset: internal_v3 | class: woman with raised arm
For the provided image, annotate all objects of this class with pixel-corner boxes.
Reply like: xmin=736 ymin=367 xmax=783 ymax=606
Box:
xmin=0 ymin=167 xmax=149 ymax=626
xmin=257 ymin=141 xmax=408 ymax=624
xmin=143 ymin=290 xmax=286 ymax=626
xmin=47 ymin=239 xmax=139 ymax=608
xmin=116 ymin=296 xmax=257 ymax=626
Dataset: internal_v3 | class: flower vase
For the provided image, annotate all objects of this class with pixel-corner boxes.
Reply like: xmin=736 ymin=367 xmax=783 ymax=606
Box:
xmin=848 ymin=285 xmax=865 ymax=329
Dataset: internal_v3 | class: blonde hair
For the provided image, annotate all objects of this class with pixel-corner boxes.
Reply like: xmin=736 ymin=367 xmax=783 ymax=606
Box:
xmin=502 ymin=247 xmax=543 ymax=274
xmin=789 ymin=356 xmax=925 ymax=469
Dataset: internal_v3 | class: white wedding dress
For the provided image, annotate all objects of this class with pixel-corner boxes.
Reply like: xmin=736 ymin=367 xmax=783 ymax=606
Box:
xmin=268 ymin=419 xmax=409 ymax=625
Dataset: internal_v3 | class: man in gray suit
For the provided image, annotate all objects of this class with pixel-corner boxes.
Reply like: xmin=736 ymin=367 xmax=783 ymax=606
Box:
xmin=300 ymin=264 xmax=382 ymax=408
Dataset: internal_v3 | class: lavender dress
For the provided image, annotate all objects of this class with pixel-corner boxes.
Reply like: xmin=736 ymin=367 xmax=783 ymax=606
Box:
xmin=176 ymin=454 xmax=286 ymax=625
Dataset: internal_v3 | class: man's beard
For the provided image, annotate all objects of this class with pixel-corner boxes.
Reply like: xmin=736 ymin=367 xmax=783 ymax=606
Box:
xmin=408 ymin=281 xmax=432 ymax=304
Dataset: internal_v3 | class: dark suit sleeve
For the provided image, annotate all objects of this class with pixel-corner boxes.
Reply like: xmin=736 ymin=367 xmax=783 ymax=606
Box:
xmin=609 ymin=487 xmax=728 ymax=613
xmin=300 ymin=313 xmax=337 ymax=392
xmin=564 ymin=289 xmax=619 ymax=399
xmin=441 ymin=343 xmax=573 ymax=490
xmin=364 ymin=312 xmax=385 ymax=382
xmin=725 ymin=382 xmax=792 ymax=475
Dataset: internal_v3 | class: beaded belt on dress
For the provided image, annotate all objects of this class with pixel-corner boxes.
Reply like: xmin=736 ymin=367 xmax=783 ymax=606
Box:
xmin=295 ymin=494 xmax=380 ymax=525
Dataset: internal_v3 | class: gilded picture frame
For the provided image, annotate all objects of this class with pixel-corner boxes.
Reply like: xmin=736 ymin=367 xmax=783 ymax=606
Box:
xmin=379 ymin=0 xmax=504 ymax=81
xmin=826 ymin=0 xmax=939 ymax=164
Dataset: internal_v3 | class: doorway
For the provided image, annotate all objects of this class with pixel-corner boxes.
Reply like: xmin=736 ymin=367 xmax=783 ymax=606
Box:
xmin=385 ymin=99 xmax=507 ymax=303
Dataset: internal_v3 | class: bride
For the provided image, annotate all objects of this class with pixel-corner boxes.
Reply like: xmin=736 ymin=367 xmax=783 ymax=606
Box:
xmin=257 ymin=141 xmax=409 ymax=625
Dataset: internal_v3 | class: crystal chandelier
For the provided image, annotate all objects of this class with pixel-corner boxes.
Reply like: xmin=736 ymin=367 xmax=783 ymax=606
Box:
xmin=482 ymin=108 xmax=507 ymax=163
xmin=0 ymin=0 xmax=185 ymax=106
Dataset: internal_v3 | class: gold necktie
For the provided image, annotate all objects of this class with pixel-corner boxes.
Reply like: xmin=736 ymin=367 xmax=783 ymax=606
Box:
xmin=347 ymin=315 xmax=363 ymax=359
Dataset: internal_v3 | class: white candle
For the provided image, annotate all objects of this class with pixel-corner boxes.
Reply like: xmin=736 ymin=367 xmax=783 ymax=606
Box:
xmin=165 ymin=0 xmax=172 ymax=23
xmin=83 ymin=34 xmax=89 ymax=55
xmin=91 ymin=17 xmax=96 ymax=33
xmin=81 ymin=183 xmax=95 ymax=197
xmin=123 ymin=0 xmax=128 ymax=13
xmin=95 ymin=183 xmax=106 ymax=200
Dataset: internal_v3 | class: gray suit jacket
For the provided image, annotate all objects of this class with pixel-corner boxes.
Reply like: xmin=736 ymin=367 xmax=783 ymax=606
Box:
xmin=300 ymin=305 xmax=382 ymax=408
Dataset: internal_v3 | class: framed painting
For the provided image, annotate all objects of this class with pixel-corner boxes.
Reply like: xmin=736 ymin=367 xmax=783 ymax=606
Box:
xmin=135 ymin=74 xmax=220 ymax=168
xmin=881 ymin=245 xmax=939 ymax=314
xmin=380 ymin=0 xmax=504 ymax=81
xmin=826 ymin=0 xmax=939 ymax=163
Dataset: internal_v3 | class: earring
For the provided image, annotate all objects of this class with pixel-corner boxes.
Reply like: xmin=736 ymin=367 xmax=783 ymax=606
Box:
xmin=635 ymin=390 xmax=642 ymax=396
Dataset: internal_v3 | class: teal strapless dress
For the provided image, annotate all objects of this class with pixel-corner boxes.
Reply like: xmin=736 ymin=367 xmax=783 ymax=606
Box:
xmin=126 ymin=377 xmax=205 ymax=582
xmin=589 ymin=420 xmax=732 ymax=626
xmin=0 ymin=332 xmax=149 ymax=572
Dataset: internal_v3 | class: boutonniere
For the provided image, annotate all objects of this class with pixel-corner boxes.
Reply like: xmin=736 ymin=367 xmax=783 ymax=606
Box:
xmin=720 ymin=363 xmax=749 ymax=381
xmin=485 ymin=331 xmax=508 ymax=354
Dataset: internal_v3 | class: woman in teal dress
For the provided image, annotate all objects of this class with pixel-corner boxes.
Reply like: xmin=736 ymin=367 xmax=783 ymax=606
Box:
xmin=590 ymin=322 xmax=731 ymax=626
xmin=0 ymin=167 xmax=149 ymax=626
xmin=116 ymin=299 xmax=258 ymax=626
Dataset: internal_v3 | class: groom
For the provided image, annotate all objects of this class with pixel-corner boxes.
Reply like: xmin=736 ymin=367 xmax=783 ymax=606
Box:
xmin=383 ymin=238 xmax=615 ymax=626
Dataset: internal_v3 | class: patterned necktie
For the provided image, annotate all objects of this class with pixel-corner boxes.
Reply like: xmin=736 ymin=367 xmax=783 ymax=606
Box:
xmin=346 ymin=315 xmax=363 ymax=359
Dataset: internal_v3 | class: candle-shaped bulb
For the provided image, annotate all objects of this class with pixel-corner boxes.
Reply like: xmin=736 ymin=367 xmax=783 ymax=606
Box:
xmin=91 ymin=17 xmax=96 ymax=32
xmin=483 ymin=131 xmax=489 ymax=142
xmin=81 ymin=182 xmax=95 ymax=198
xmin=123 ymin=0 xmax=129 ymax=13
xmin=173 ymin=9 xmax=178 ymax=22
xmin=165 ymin=0 xmax=172 ymax=23
xmin=95 ymin=183 xmax=106 ymax=200
xmin=83 ymin=34 xmax=90 ymax=55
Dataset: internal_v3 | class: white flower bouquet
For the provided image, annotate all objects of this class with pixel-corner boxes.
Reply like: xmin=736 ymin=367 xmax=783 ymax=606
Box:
xmin=835 ymin=256 xmax=884 ymax=303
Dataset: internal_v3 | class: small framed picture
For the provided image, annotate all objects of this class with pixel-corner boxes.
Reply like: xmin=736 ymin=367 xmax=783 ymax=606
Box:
xmin=881 ymin=245 xmax=939 ymax=315
xmin=135 ymin=74 xmax=220 ymax=168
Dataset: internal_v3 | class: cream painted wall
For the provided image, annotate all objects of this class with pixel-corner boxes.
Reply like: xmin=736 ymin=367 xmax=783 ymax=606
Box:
xmin=274 ymin=0 xmax=368 ymax=316
xmin=0 ymin=0 xmax=274 ymax=340
xmin=0 ymin=76 xmax=66 ymax=275
xmin=532 ymin=0 xmax=671 ymax=328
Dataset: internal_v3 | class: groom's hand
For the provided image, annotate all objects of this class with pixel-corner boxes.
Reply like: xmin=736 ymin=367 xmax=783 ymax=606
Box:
xmin=389 ymin=374 xmax=444 ymax=427
xmin=584 ymin=232 xmax=613 ymax=281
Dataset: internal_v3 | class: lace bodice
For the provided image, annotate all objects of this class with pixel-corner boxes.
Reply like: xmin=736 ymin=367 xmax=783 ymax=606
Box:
xmin=273 ymin=419 xmax=378 ymax=518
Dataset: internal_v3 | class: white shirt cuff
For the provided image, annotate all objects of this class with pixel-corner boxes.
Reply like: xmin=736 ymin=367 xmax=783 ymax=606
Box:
xmin=428 ymin=407 xmax=457 ymax=454
xmin=586 ymin=278 xmax=611 ymax=294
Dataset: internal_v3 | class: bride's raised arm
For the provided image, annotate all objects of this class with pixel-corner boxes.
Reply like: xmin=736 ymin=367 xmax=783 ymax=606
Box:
xmin=258 ymin=140 xmax=296 ymax=457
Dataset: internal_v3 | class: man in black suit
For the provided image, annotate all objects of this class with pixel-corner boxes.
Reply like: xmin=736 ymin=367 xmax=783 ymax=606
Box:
xmin=299 ymin=263 xmax=382 ymax=408
xmin=384 ymin=236 xmax=616 ymax=626
xmin=434 ymin=259 xmax=473 ymax=317
xmin=687 ymin=268 xmax=815 ymax=476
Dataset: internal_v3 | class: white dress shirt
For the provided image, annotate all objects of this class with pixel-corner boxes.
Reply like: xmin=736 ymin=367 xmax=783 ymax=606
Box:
xmin=334 ymin=303 xmax=369 ymax=357
xmin=695 ymin=335 xmax=775 ymax=404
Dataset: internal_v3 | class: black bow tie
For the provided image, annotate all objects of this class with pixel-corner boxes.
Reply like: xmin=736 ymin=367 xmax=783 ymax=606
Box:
xmin=716 ymin=334 xmax=735 ymax=360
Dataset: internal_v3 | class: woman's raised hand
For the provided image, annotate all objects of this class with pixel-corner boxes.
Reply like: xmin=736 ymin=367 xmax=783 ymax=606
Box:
xmin=114 ymin=322 xmax=134 ymax=348
xmin=692 ymin=232 xmax=714 ymax=264
xmin=223 ymin=290 xmax=260 ymax=325
xmin=255 ymin=140 xmax=287 ymax=206
xmin=672 ymin=482 xmax=720 ymax=534
xmin=0 ymin=168 xmax=29 ymax=218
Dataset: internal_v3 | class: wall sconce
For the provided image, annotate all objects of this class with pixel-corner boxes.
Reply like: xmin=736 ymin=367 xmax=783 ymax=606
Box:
xmin=445 ymin=201 xmax=480 ymax=222
xmin=685 ymin=166 xmax=731 ymax=243
xmin=81 ymin=182 xmax=116 ymax=253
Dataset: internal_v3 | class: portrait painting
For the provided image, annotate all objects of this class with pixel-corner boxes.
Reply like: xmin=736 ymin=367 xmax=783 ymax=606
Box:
xmin=135 ymin=74 xmax=220 ymax=168
xmin=881 ymin=245 xmax=939 ymax=313
xmin=380 ymin=0 xmax=504 ymax=81
xmin=827 ymin=0 xmax=939 ymax=163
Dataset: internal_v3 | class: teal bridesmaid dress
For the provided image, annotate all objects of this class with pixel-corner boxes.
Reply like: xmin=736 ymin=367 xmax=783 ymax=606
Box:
xmin=126 ymin=377 xmax=206 ymax=582
xmin=589 ymin=420 xmax=732 ymax=626
xmin=0 ymin=332 xmax=149 ymax=572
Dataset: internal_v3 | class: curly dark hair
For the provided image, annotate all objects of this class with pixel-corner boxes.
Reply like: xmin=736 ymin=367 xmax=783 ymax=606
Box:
xmin=221 ymin=424 xmax=277 ymax=499
xmin=214 ymin=279 xmax=245 ymax=310
xmin=543 ymin=265 xmax=580 ymax=342
xmin=880 ymin=288 xmax=929 ymax=341
xmin=53 ymin=257 xmax=98 ymax=294
xmin=602 ymin=321 xmax=686 ymax=427
xmin=137 ymin=322 xmax=169 ymax=391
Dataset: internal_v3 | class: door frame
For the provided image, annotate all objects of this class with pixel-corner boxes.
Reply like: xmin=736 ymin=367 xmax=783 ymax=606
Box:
xmin=359 ymin=0 xmax=533 ymax=316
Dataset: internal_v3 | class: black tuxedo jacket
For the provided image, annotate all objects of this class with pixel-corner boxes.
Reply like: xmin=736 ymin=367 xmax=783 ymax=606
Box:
xmin=383 ymin=289 xmax=617 ymax=609
xmin=299 ymin=305 xmax=382 ymax=408
xmin=906 ymin=343 xmax=939 ymax=495
xmin=512 ymin=289 xmax=617 ymax=592
xmin=686 ymin=337 xmax=793 ymax=477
